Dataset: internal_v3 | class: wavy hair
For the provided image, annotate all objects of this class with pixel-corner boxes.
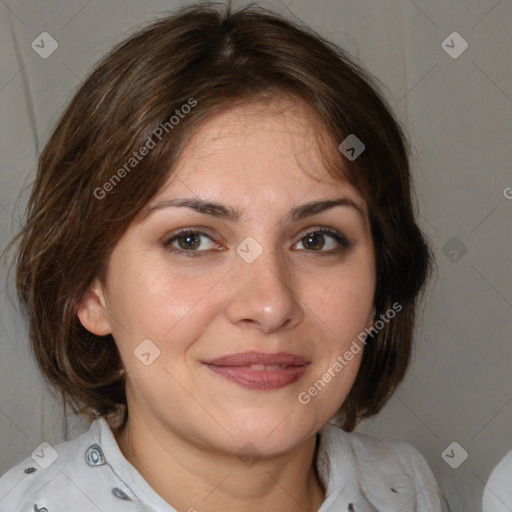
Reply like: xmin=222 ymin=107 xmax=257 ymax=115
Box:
xmin=7 ymin=1 xmax=433 ymax=432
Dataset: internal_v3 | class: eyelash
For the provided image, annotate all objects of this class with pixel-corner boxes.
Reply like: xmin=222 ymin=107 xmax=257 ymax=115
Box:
xmin=162 ymin=227 xmax=352 ymax=258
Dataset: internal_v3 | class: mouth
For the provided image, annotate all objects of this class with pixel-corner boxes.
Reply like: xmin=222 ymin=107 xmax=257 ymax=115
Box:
xmin=201 ymin=351 xmax=310 ymax=390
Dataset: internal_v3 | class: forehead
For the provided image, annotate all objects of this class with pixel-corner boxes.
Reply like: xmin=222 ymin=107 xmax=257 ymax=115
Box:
xmin=150 ymin=96 xmax=366 ymax=213
xmin=174 ymin=97 xmax=338 ymax=181
xmin=186 ymin=97 xmax=317 ymax=149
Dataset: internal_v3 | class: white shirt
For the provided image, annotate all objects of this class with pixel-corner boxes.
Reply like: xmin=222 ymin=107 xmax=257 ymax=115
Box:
xmin=482 ymin=450 xmax=512 ymax=511
xmin=0 ymin=417 xmax=448 ymax=511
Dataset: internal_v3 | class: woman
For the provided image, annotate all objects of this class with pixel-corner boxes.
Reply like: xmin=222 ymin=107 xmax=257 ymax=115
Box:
xmin=0 ymin=2 xmax=449 ymax=510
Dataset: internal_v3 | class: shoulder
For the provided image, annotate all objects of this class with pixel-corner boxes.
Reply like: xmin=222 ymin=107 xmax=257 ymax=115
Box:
xmin=322 ymin=422 xmax=433 ymax=469
xmin=0 ymin=420 xmax=110 ymax=511
xmin=320 ymin=424 xmax=447 ymax=511
xmin=0 ymin=427 xmax=95 ymax=511
xmin=0 ymin=435 xmax=77 ymax=510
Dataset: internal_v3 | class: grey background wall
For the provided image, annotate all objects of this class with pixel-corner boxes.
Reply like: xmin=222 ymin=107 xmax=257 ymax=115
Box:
xmin=0 ymin=1 xmax=510 ymax=511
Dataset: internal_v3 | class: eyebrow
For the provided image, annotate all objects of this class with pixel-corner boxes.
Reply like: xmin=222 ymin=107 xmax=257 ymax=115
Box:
xmin=143 ymin=197 xmax=366 ymax=222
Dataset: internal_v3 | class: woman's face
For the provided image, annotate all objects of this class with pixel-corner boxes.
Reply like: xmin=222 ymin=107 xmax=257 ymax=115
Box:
xmin=81 ymin=98 xmax=376 ymax=457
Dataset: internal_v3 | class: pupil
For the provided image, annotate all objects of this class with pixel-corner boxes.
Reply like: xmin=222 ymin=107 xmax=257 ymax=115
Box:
xmin=179 ymin=234 xmax=199 ymax=250
xmin=305 ymin=233 xmax=324 ymax=250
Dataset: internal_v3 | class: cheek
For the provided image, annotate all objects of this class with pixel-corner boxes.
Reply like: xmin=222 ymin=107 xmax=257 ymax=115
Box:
xmin=308 ymin=264 xmax=375 ymax=338
xmin=314 ymin=260 xmax=375 ymax=399
xmin=105 ymin=257 xmax=228 ymax=369
xmin=106 ymin=257 xmax=209 ymax=333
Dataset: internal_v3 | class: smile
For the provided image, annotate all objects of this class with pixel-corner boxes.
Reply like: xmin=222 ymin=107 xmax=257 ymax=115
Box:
xmin=202 ymin=351 xmax=310 ymax=390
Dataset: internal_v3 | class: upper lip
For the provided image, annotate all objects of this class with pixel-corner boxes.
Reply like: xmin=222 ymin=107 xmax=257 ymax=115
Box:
xmin=202 ymin=351 xmax=309 ymax=367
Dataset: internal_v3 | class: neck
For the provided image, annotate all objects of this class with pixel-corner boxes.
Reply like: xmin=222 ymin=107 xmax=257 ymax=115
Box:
xmin=112 ymin=411 xmax=325 ymax=512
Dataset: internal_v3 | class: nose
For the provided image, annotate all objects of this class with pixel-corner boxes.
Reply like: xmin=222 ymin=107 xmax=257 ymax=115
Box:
xmin=224 ymin=246 xmax=304 ymax=334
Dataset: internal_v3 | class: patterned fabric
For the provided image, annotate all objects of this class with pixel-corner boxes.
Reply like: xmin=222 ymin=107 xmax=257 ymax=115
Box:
xmin=0 ymin=417 xmax=447 ymax=511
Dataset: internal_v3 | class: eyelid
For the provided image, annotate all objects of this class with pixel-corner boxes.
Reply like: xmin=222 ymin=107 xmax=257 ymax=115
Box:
xmin=162 ymin=230 xmax=222 ymax=259
xmin=293 ymin=226 xmax=352 ymax=249
xmin=162 ymin=225 xmax=351 ymax=257
xmin=162 ymin=227 xmax=220 ymax=248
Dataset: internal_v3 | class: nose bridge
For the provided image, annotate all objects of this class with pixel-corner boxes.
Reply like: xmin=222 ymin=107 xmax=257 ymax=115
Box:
xmin=225 ymin=239 xmax=303 ymax=332
xmin=240 ymin=242 xmax=288 ymax=292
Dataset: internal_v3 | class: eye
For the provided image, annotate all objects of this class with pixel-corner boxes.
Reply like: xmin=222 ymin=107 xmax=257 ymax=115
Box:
xmin=293 ymin=227 xmax=351 ymax=254
xmin=162 ymin=229 xmax=220 ymax=257
xmin=162 ymin=226 xmax=351 ymax=258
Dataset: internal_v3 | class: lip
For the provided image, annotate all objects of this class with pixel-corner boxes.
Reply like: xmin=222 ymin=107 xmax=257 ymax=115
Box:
xmin=202 ymin=351 xmax=310 ymax=390
xmin=202 ymin=351 xmax=310 ymax=366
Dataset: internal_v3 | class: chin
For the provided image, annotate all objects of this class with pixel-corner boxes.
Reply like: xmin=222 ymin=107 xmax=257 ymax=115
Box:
xmin=222 ymin=415 xmax=316 ymax=452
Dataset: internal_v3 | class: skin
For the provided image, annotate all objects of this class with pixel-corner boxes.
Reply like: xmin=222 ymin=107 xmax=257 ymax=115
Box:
xmin=78 ymin=97 xmax=376 ymax=512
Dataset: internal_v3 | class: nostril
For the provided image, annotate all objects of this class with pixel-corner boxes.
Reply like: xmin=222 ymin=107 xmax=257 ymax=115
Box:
xmin=348 ymin=504 xmax=355 ymax=511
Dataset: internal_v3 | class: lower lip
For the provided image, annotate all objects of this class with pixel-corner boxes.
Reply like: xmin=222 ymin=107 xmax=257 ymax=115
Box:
xmin=203 ymin=364 xmax=309 ymax=390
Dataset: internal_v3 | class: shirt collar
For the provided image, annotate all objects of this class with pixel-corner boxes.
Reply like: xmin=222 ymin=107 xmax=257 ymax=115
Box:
xmin=91 ymin=416 xmax=350 ymax=510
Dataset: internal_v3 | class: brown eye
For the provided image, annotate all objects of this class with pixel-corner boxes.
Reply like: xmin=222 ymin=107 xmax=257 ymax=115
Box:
xmin=302 ymin=232 xmax=327 ymax=250
xmin=163 ymin=229 xmax=219 ymax=257
xmin=176 ymin=233 xmax=201 ymax=250
xmin=294 ymin=228 xmax=351 ymax=253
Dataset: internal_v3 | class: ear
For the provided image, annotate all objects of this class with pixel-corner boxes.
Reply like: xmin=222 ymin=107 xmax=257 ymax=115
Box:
xmin=77 ymin=278 xmax=112 ymax=336
xmin=365 ymin=305 xmax=377 ymax=330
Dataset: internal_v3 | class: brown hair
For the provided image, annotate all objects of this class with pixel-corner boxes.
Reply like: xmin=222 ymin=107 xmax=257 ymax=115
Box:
xmin=7 ymin=1 xmax=433 ymax=432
